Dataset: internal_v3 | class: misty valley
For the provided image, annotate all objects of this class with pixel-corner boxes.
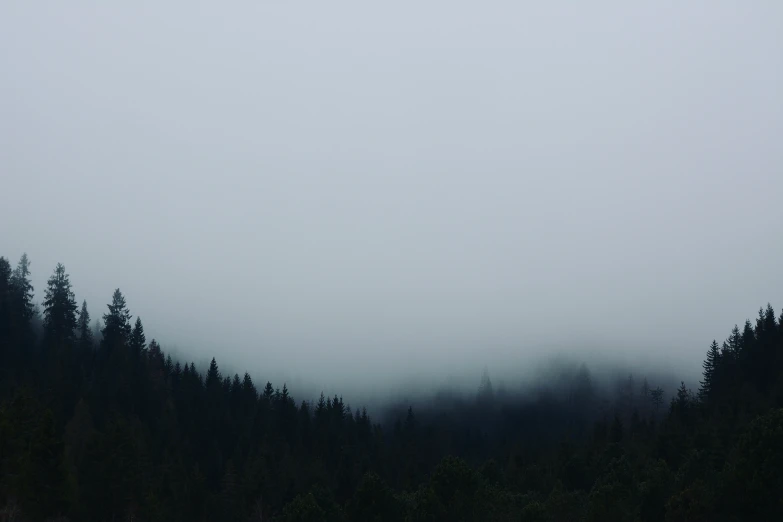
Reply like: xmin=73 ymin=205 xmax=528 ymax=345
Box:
xmin=1 ymin=254 xmax=782 ymax=521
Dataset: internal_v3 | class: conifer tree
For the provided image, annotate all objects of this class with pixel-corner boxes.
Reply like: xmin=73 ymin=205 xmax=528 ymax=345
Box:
xmin=42 ymin=263 xmax=78 ymax=343
xmin=77 ymin=300 xmax=93 ymax=351
xmin=206 ymin=357 xmax=221 ymax=388
xmin=147 ymin=339 xmax=164 ymax=369
xmin=640 ymin=378 xmax=649 ymax=400
xmin=698 ymin=340 xmax=720 ymax=401
xmin=477 ymin=367 xmax=494 ymax=404
xmin=101 ymin=289 xmax=132 ymax=348
xmin=727 ymin=325 xmax=742 ymax=358
xmin=0 ymin=257 xmax=13 ymax=347
xmin=92 ymin=317 xmax=103 ymax=344
xmin=129 ymin=316 xmax=147 ymax=356
xmin=10 ymin=253 xmax=35 ymax=322
xmin=650 ymin=387 xmax=664 ymax=412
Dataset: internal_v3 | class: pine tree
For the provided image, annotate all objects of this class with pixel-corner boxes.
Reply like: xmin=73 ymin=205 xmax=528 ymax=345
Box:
xmin=640 ymin=377 xmax=649 ymax=400
xmin=101 ymin=289 xmax=132 ymax=348
xmin=77 ymin=300 xmax=94 ymax=352
xmin=10 ymin=253 xmax=35 ymax=322
xmin=263 ymin=381 xmax=274 ymax=400
xmin=477 ymin=367 xmax=494 ymax=403
xmin=0 ymin=257 xmax=14 ymax=347
xmin=92 ymin=318 xmax=103 ymax=344
xmin=42 ymin=263 xmax=78 ymax=343
xmin=698 ymin=340 xmax=720 ymax=401
xmin=727 ymin=325 xmax=742 ymax=358
xmin=672 ymin=382 xmax=691 ymax=418
xmin=405 ymin=406 xmax=416 ymax=431
xmin=242 ymin=372 xmax=257 ymax=407
xmin=129 ymin=317 xmax=147 ymax=357
xmin=206 ymin=358 xmax=221 ymax=388
xmin=190 ymin=362 xmax=199 ymax=385
xmin=316 ymin=392 xmax=327 ymax=419
xmin=650 ymin=387 xmax=664 ymax=412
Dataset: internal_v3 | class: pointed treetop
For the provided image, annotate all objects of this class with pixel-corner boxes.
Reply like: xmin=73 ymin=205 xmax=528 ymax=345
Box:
xmin=42 ymin=263 xmax=78 ymax=342
xmin=102 ymin=288 xmax=132 ymax=347
xmin=11 ymin=253 xmax=35 ymax=321
xmin=477 ymin=366 xmax=494 ymax=401
xmin=242 ymin=372 xmax=255 ymax=391
xmin=78 ymin=300 xmax=91 ymax=332
xmin=206 ymin=357 xmax=221 ymax=387
xmin=699 ymin=340 xmax=721 ymax=401
xmin=129 ymin=316 xmax=147 ymax=355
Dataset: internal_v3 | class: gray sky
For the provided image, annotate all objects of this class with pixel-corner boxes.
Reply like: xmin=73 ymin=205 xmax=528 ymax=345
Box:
xmin=1 ymin=1 xmax=782 ymax=396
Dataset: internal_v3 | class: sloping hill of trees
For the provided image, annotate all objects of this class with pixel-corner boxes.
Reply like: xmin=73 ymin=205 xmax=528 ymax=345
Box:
xmin=1 ymin=253 xmax=782 ymax=521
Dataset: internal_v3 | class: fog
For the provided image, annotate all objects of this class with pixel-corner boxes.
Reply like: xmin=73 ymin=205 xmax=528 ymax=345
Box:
xmin=2 ymin=2 xmax=782 ymax=401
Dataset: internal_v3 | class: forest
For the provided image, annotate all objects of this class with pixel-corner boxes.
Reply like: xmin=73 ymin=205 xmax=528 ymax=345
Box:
xmin=1 ymin=253 xmax=782 ymax=521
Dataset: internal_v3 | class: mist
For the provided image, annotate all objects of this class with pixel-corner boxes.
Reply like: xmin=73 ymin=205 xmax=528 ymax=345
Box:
xmin=2 ymin=1 xmax=782 ymax=402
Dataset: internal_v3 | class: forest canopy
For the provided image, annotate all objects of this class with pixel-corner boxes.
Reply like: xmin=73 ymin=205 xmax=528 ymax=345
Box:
xmin=1 ymin=253 xmax=783 ymax=521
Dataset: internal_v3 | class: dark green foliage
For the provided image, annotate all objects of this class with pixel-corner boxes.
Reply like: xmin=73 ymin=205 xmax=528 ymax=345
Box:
xmin=698 ymin=340 xmax=720 ymax=401
xmin=129 ymin=316 xmax=147 ymax=356
xmin=280 ymin=493 xmax=326 ymax=522
xmin=1 ymin=254 xmax=783 ymax=520
xmin=717 ymin=408 xmax=783 ymax=519
xmin=42 ymin=263 xmax=79 ymax=344
xmin=10 ymin=253 xmax=35 ymax=323
xmin=346 ymin=473 xmax=401 ymax=522
xmin=101 ymin=288 xmax=132 ymax=348
xmin=77 ymin=300 xmax=93 ymax=352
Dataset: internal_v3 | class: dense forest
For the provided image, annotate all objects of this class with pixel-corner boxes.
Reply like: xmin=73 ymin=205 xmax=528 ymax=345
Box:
xmin=1 ymin=253 xmax=782 ymax=521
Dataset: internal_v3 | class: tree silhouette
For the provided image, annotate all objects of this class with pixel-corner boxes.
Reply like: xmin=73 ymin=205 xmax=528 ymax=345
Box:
xmin=129 ymin=316 xmax=147 ymax=357
xmin=698 ymin=340 xmax=720 ymax=401
xmin=10 ymin=253 xmax=35 ymax=323
xmin=77 ymin=300 xmax=94 ymax=352
xmin=4 ymin=250 xmax=783 ymax=521
xmin=101 ymin=288 xmax=131 ymax=348
xmin=42 ymin=263 xmax=78 ymax=343
xmin=650 ymin=387 xmax=664 ymax=412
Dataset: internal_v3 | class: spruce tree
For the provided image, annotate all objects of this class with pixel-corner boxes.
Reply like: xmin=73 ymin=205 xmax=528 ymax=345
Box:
xmin=77 ymin=300 xmax=94 ymax=351
xmin=698 ymin=340 xmax=720 ymax=401
xmin=650 ymin=387 xmax=664 ymax=412
xmin=477 ymin=367 xmax=494 ymax=404
xmin=206 ymin=357 xmax=221 ymax=388
xmin=101 ymin=289 xmax=132 ymax=348
xmin=728 ymin=325 xmax=742 ymax=356
xmin=10 ymin=253 xmax=35 ymax=322
xmin=0 ymin=257 xmax=12 ymax=347
xmin=148 ymin=339 xmax=164 ymax=368
xmin=42 ymin=263 xmax=78 ymax=343
xmin=129 ymin=316 xmax=147 ymax=356
xmin=263 ymin=381 xmax=274 ymax=400
xmin=92 ymin=318 xmax=103 ymax=344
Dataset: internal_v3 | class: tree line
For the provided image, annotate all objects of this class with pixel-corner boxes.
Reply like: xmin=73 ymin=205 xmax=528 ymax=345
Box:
xmin=1 ymin=253 xmax=782 ymax=521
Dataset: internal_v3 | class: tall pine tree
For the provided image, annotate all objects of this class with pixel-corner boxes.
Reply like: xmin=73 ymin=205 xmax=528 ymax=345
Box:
xmin=42 ymin=263 xmax=78 ymax=343
xmin=129 ymin=316 xmax=147 ymax=357
xmin=698 ymin=340 xmax=720 ymax=402
xmin=77 ymin=300 xmax=93 ymax=352
xmin=101 ymin=289 xmax=132 ymax=349
xmin=0 ymin=257 xmax=12 ymax=348
xmin=10 ymin=253 xmax=35 ymax=323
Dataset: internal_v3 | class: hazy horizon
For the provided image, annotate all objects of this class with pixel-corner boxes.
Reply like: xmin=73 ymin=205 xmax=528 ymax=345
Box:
xmin=2 ymin=2 xmax=781 ymax=397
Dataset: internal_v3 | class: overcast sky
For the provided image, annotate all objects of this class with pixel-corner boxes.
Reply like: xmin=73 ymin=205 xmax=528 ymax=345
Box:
xmin=1 ymin=1 xmax=781 ymax=396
